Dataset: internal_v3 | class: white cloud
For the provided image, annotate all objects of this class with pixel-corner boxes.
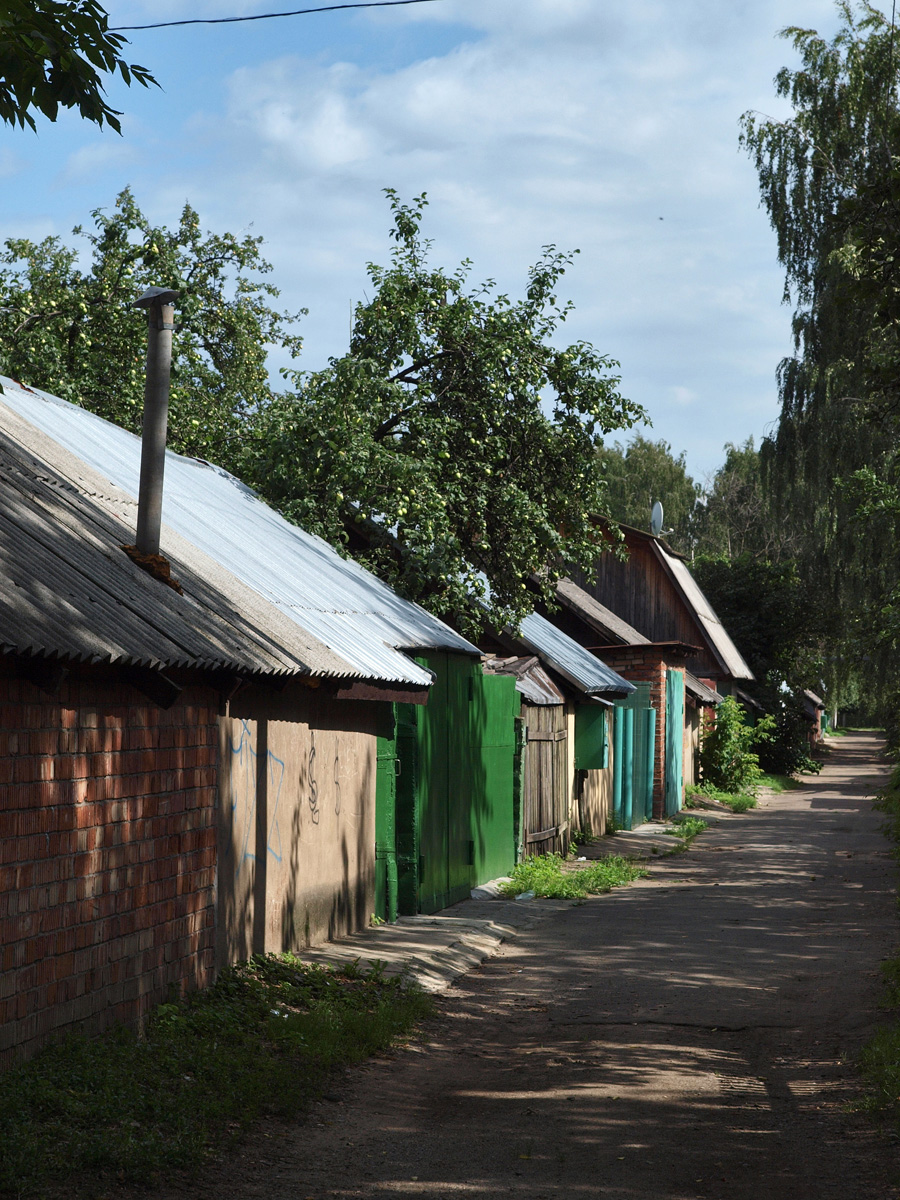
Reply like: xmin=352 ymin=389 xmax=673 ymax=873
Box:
xmin=56 ymin=140 xmax=139 ymax=186
xmin=672 ymin=386 xmax=696 ymax=407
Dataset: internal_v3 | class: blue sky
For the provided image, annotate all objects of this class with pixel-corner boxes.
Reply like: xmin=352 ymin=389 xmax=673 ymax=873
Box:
xmin=1 ymin=0 xmax=850 ymax=482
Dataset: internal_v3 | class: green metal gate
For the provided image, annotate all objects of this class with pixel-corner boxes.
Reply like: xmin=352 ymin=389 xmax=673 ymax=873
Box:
xmin=613 ymin=684 xmax=656 ymax=829
xmin=665 ymin=669 xmax=685 ymax=816
xmin=374 ymin=707 xmax=399 ymax=923
xmin=377 ymin=653 xmax=521 ymax=917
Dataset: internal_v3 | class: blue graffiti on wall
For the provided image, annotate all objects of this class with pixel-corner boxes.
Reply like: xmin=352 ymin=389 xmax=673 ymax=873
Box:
xmin=229 ymin=720 xmax=285 ymax=873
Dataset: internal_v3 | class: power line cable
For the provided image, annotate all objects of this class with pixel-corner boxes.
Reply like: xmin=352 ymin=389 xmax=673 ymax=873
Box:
xmin=111 ymin=0 xmax=442 ymax=32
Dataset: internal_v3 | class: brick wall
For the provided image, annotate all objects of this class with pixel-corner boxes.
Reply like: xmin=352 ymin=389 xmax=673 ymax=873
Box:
xmin=0 ymin=672 xmax=219 ymax=1067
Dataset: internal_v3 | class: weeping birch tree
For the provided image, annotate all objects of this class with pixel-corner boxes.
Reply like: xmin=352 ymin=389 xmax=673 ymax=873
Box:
xmin=741 ymin=1 xmax=900 ymax=721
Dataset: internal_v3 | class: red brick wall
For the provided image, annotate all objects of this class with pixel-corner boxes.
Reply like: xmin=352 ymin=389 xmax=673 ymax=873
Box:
xmin=0 ymin=672 xmax=219 ymax=1067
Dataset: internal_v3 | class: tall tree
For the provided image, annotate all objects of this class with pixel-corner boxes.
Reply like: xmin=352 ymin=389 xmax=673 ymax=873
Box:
xmin=692 ymin=438 xmax=797 ymax=560
xmin=251 ymin=191 xmax=644 ymax=632
xmin=601 ymin=435 xmax=700 ymax=554
xmin=740 ymin=1 xmax=900 ymax=720
xmin=0 ymin=187 xmax=304 ymax=471
xmin=0 ymin=1 xmax=156 ymax=131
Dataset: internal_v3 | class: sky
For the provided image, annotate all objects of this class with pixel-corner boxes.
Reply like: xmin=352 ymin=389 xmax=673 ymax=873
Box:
xmin=0 ymin=0 xmax=853 ymax=483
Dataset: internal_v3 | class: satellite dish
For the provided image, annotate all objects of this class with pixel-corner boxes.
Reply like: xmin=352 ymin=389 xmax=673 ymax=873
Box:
xmin=650 ymin=500 xmax=664 ymax=537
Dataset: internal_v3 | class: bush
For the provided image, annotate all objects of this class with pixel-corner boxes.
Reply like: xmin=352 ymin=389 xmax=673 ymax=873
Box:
xmin=700 ymin=696 xmax=775 ymax=793
xmin=756 ymin=693 xmax=822 ymax=776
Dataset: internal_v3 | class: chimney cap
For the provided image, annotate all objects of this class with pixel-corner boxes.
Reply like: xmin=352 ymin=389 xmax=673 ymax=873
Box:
xmin=132 ymin=286 xmax=178 ymax=309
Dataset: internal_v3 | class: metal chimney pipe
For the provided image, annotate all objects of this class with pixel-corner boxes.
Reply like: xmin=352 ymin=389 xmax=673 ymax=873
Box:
xmin=132 ymin=287 xmax=178 ymax=557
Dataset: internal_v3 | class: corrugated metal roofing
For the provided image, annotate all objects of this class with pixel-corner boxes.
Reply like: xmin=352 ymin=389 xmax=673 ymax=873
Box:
xmin=555 ymin=577 xmax=650 ymax=645
xmin=0 ymin=379 xmax=478 ymax=686
xmin=0 ymin=403 xmax=355 ymax=676
xmin=684 ymin=671 xmax=722 ymax=706
xmin=653 ymin=545 xmax=754 ymax=681
xmin=515 ymin=611 xmax=634 ymax=696
xmin=482 ymin=656 xmax=565 ymax=706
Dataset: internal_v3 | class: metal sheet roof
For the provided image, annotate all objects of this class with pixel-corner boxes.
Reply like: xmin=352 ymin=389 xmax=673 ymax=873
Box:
xmin=0 ymin=379 xmax=478 ymax=686
xmin=684 ymin=671 xmax=722 ymax=706
xmin=555 ymin=577 xmax=650 ymax=645
xmin=0 ymin=403 xmax=355 ymax=676
xmin=482 ymin=656 xmax=565 ymax=706
xmin=515 ymin=611 xmax=634 ymax=696
xmin=653 ymin=545 xmax=754 ymax=681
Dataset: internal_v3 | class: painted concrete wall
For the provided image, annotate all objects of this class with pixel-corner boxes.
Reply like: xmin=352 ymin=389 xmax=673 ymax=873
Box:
xmin=217 ymin=684 xmax=378 ymax=967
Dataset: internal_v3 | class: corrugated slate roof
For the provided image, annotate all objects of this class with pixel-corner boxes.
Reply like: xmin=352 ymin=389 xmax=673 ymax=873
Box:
xmin=654 ymin=545 xmax=754 ymax=681
xmin=555 ymin=577 xmax=650 ymax=645
xmin=516 ymin=611 xmax=634 ymax=697
xmin=0 ymin=379 xmax=478 ymax=686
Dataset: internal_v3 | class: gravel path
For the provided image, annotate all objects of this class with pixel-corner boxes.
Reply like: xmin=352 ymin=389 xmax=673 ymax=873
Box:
xmin=154 ymin=731 xmax=900 ymax=1200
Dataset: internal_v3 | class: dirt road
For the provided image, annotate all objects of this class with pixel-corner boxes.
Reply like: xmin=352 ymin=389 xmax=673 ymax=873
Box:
xmin=166 ymin=732 xmax=900 ymax=1199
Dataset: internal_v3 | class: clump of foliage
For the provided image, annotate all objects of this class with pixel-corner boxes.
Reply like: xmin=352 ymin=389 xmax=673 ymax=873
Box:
xmin=251 ymin=190 xmax=644 ymax=632
xmin=664 ymin=815 xmax=710 ymax=843
xmin=740 ymin=2 xmax=900 ymax=723
xmin=0 ymin=187 xmax=304 ymax=479
xmin=0 ymin=0 xmax=157 ymax=132
xmin=686 ymin=783 xmax=758 ymax=813
xmin=873 ymin=765 xmax=900 ymax=854
xmin=700 ymin=696 xmax=775 ymax=793
xmin=860 ymin=768 xmax=900 ymax=1116
xmin=600 ymin=434 xmax=700 ymax=554
xmin=0 ymin=953 xmax=433 ymax=1196
xmin=500 ymin=852 xmax=646 ymax=899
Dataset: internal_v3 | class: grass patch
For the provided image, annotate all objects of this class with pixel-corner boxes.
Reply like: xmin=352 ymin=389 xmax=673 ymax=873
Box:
xmin=757 ymin=772 xmax=805 ymax=792
xmin=859 ymin=1025 xmax=900 ymax=1113
xmin=500 ymin=852 xmax=647 ymax=900
xmin=664 ymin=815 xmax=710 ymax=844
xmin=569 ymin=828 xmax=600 ymax=848
xmin=859 ymin=953 xmax=900 ymax=1116
xmin=686 ymin=784 xmax=759 ymax=812
xmin=860 ymin=772 xmax=900 ymax=1120
xmin=0 ymin=954 xmax=434 ymax=1198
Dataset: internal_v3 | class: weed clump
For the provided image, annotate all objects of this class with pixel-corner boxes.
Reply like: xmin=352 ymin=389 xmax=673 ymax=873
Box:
xmin=686 ymin=783 xmax=759 ymax=813
xmin=860 ymin=769 xmax=900 ymax=1119
xmin=0 ymin=954 xmax=433 ymax=1196
xmin=664 ymin=815 xmax=711 ymax=844
xmin=499 ymin=852 xmax=646 ymax=900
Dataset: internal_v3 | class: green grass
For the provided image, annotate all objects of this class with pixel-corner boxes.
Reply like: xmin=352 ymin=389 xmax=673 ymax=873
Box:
xmin=757 ymin=772 xmax=805 ymax=792
xmin=500 ymin=852 xmax=647 ymax=900
xmin=0 ymin=954 xmax=434 ymax=1198
xmin=859 ymin=953 xmax=900 ymax=1116
xmin=664 ymin=815 xmax=711 ymax=844
xmin=686 ymin=783 xmax=759 ymax=812
xmin=860 ymin=773 xmax=900 ymax=1121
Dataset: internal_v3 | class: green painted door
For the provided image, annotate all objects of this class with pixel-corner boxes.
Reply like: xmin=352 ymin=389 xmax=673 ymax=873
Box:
xmin=394 ymin=653 xmax=520 ymax=915
xmin=374 ymin=707 xmax=399 ymax=923
xmin=469 ymin=671 xmax=520 ymax=882
xmin=665 ymin=669 xmax=685 ymax=816
xmin=395 ymin=705 xmax=420 ymax=915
